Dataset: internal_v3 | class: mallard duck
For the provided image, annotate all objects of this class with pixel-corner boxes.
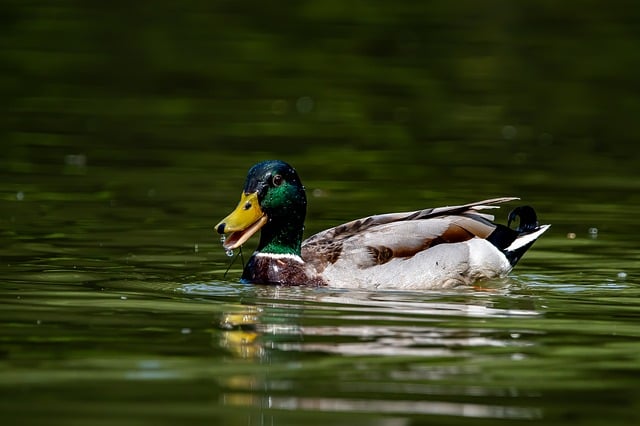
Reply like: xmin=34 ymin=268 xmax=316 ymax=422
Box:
xmin=215 ymin=160 xmax=549 ymax=289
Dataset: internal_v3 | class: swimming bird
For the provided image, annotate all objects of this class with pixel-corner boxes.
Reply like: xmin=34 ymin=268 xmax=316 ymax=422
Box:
xmin=215 ymin=160 xmax=549 ymax=289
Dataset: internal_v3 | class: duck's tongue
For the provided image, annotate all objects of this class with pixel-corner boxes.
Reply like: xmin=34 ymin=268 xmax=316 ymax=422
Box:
xmin=222 ymin=215 xmax=268 ymax=250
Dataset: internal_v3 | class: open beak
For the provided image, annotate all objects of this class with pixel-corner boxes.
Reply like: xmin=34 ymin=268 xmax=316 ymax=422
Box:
xmin=215 ymin=192 xmax=268 ymax=250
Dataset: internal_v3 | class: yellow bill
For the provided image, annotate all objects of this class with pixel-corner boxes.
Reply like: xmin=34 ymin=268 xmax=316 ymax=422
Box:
xmin=215 ymin=192 xmax=268 ymax=250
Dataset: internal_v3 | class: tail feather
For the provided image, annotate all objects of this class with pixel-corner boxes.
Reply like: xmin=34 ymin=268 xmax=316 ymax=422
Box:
xmin=488 ymin=205 xmax=549 ymax=267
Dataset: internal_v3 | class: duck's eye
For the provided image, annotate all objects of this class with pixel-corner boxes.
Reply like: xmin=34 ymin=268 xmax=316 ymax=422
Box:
xmin=272 ymin=174 xmax=283 ymax=187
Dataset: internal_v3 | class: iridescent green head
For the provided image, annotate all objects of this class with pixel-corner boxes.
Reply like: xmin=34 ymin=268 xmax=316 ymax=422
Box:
xmin=216 ymin=160 xmax=307 ymax=255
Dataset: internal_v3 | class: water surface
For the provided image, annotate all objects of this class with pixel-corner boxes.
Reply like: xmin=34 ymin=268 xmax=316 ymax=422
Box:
xmin=2 ymin=2 xmax=640 ymax=425
xmin=2 ymin=144 xmax=638 ymax=426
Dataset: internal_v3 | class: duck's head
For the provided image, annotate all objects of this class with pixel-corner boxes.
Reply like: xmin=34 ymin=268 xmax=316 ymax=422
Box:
xmin=215 ymin=160 xmax=307 ymax=254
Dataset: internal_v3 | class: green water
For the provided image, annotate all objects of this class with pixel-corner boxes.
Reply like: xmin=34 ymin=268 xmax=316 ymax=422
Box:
xmin=2 ymin=2 xmax=640 ymax=425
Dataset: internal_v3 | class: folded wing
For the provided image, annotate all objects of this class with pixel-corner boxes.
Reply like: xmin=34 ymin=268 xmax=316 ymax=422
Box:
xmin=301 ymin=197 xmax=519 ymax=272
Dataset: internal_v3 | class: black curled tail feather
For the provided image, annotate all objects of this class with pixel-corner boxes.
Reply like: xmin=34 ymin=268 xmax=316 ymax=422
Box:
xmin=507 ymin=206 xmax=539 ymax=232
xmin=488 ymin=205 xmax=547 ymax=267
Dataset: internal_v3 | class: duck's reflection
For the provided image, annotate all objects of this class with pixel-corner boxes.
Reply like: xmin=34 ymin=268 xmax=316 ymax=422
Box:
xmin=219 ymin=308 xmax=264 ymax=359
xmin=214 ymin=285 xmax=542 ymax=423
xmin=218 ymin=285 xmax=539 ymax=360
xmin=218 ymin=297 xmax=307 ymax=361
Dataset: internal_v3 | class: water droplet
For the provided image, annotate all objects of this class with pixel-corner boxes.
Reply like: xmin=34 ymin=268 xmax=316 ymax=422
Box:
xmin=65 ymin=154 xmax=86 ymax=167
xmin=194 ymin=243 xmax=199 ymax=253
xmin=312 ymin=188 xmax=327 ymax=198
xmin=220 ymin=235 xmax=226 ymax=244
xmin=617 ymin=271 xmax=627 ymax=279
xmin=588 ymin=227 xmax=598 ymax=238
xmin=181 ymin=328 xmax=192 ymax=335
xmin=502 ymin=125 xmax=517 ymax=140
xmin=120 ymin=296 xmax=127 ymax=300
xmin=225 ymin=249 xmax=234 ymax=257
xmin=511 ymin=353 xmax=525 ymax=361
xmin=296 ymin=96 xmax=314 ymax=114
xmin=16 ymin=191 xmax=24 ymax=201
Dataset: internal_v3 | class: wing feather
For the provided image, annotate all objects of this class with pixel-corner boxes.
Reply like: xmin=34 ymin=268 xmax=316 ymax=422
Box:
xmin=301 ymin=198 xmax=516 ymax=270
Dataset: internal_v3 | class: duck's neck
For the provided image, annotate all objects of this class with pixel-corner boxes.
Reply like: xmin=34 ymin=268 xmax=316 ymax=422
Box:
xmin=256 ymin=215 xmax=305 ymax=256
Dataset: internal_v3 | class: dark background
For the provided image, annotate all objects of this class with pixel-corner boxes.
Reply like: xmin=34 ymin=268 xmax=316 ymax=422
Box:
xmin=3 ymin=1 xmax=638 ymax=171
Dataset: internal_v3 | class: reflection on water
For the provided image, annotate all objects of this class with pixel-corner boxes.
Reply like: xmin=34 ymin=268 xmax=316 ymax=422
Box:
xmin=209 ymin=285 xmax=541 ymax=360
xmin=174 ymin=276 xmax=640 ymax=425
xmin=184 ymin=284 xmax=544 ymax=421
xmin=223 ymin=393 xmax=541 ymax=421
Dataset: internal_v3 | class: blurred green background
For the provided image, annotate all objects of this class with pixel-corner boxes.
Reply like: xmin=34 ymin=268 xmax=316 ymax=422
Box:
xmin=3 ymin=0 xmax=638 ymax=172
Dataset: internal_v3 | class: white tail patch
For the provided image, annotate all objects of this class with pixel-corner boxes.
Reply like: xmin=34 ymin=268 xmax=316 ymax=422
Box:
xmin=505 ymin=225 xmax=551 ymax=252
